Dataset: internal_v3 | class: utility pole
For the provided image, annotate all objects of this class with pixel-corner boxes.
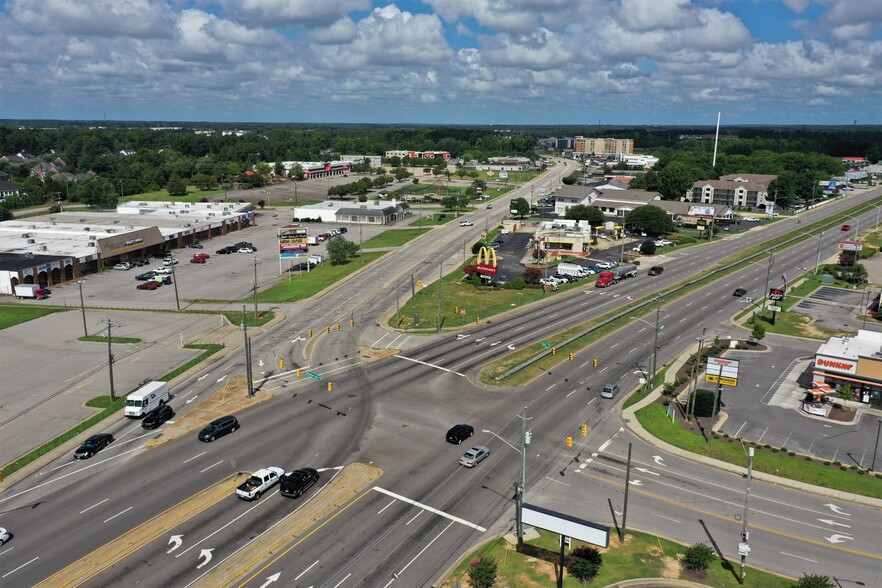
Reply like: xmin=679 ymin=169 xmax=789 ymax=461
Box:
xmin=170 ymin=263 xmax=180 ymax=311
xmin=359 ymin=223 xmax=364 ymax=265
xmin=688 ymin=326 xmax=706 ymax=421
xmin=762 ymin=251 xmax=774 ymax=314
xmin=395 ymin=278 xmax=400 ymax=324
xmin=621 ymin=443 xmax=632 ymax=541
xmin=241 ymin=305 xmax=254 ymax=396
xmin=77 ymin=280 xmax=88 ymax=337
xmin=871 ymin=417 xmax=882 ymax=472
xmin=651 ymin=296 xmax=661 ymax=388
xmin=738 ymin=447 xmax=754 ymax=584
xmin=252 ymin=258 xmax=260 ymax=319
xmin=411 ymin=274 xmax=417 ymax=327
xmin=517 ymin=407 xmax=532 ymax=549
xmin=814 ymin=230 xmax=824 ymax=275
xmin=436 ymin=262 xmax=443 ymax=332
xmin=100 ymin=318 xmax=123 ymax=401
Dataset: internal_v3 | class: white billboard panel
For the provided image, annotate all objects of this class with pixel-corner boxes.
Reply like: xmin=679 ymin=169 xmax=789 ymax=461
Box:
xmin=522 ymin=504 xmax=610 ymax=547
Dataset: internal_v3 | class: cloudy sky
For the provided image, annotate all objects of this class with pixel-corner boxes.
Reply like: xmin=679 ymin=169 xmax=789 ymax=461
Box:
xmin=0 ymin=0 xmax=880 ymax=125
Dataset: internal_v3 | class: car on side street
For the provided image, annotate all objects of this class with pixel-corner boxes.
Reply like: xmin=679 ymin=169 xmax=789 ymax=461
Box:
xmin=648 ymin=266 xmax=664 ymax=276
xmin=459 ymin=445 xmax=490 ymax=467
xmin=74 ymin=433 xmax=114 ymax=459
xmin=141 ymin=404 xmax=175 ymax=429
xmin=446 ymin=424 xmax=474 ymax=444
xmin=841 ymin=224 xmax=851 ymax=231
xmin=279 ymin=468 xmax=320 ymax=498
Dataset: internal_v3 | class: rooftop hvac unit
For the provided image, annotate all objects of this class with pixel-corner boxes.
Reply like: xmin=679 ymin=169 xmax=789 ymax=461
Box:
xmin=40 ymin=245 xmax=47 ymax=251
xmin=50 ymin=220 xmax=56 ymax=225
xmin=125 ymin=225 xmax=134 ymax=229
xmin=89 ymin=235 xmax=97 ymax=241
xmin=21 ymin=233 xmax=29 ymax=238
xmin=184 ymin=204 xmax=190 ymax=208
xmin=84 ymin=227 xmax=90 ymax=232
xmin=106 ymin=229 xmax=114 ymax=233
xmin=208 ymin=213 xmax=215 ymax=217
xmin=79 ymin=218 xmax=87 ymax=222
xmin=184 ymin=223 xmax=191 ymax=227
xmin=113 ymin=220 xmax=120 ymax=224
xmin=27 ymin=238 xmax=35 ymax=244
xmin=223 ymin=211 xmax=230 ymax=216
xmin=28 ymin=224 xmax=36 ymax=229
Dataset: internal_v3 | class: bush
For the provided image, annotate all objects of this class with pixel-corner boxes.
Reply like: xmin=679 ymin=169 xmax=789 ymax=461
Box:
xmin=471 ymin=274 xmax=483 ymax=287
xmin=692 ymin=388 xmax=720 ymax=417
xmin=567 ymin=545 xmax=603 ymax=582
xmin=467 ymin=555 xmax=498 ymax=588
xmin=682 ymin=542 xmax=716 ymax=572
xmin=791 ymin=573 xmax=836 ymax=588
xmin=510 ymin=277 xmax=526 ymax=290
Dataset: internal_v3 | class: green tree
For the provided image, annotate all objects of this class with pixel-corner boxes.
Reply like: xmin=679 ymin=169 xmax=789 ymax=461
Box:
xmin=166 ymin=173 xmax=188 ymax=196
xmin=77 ymin=177 xmax=118 ymax=209
xmin=440 ymin=195 xmax=460 ymax=211
xmin=790 ymin=574 xmax=836 ymax=588
xmin=567 ymin=545 xmax=603 ymax=583
xmin=624 ymin=205 xmax=674 ymax=236
xmin=682 ymin=542 xmax=716 ymax=572
xmin=393 ymin=167 xmax=410 ymax=181
xmin=564 ymin=204 xmax=604 ymax=225
xmin=640 ymin=239 xmax=656 ymax=255
xmin=657 ymin=161 xmax=694 ymax=200
xmin=288 ymin=164 xmax=304 ymax=180
xmin=471 ymin=241 xmax=486 ymax=255
xmin=0 ymin=205 xmax=12 ymax=221
xmin=326 ymin=236 xmax=360 ymax=265
xmin=523 ymin=266 xmax=542 ymax=284
xmin=510 ymin=197 xmax=530 ymax=218
xmin=192 ymin=173 xmax=216 ymax=190
xmin=751 ymin=320 xmax=766 ymax=343
xmin=562 ymin=171 xmax=580 ymax=185
xmin=466 ymin=555 xmax=497 ymax=588
xmin=273 ymin=161 xmax=285 ymax=177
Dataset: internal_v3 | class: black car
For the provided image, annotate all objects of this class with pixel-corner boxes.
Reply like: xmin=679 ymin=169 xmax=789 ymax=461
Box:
xmin=198 ymin=415 xmax=239 ymax=442
xmin=141 ymin=404 xmax=175 ymax=429
xmin=337 ymin=227 xmax=348 ymax=234
xmin=648 ymin=266 xmax=664 ymax=276
xmin=74 ymin=433 xmax=114 ymax=459
xmin=188 ymin=243 xmax=203 ymax=249
xmin=446 ymin=424 xmax=474 ymax=444
xmin=280 ymin=468 xmax=320 ymax=498
xmin=733 ymin=288 xmax=747 ymax=297
xmin=136 ymin=271 xmax=157 ymax=280
xmin=216 ymin=248 xmax=230 ymax=255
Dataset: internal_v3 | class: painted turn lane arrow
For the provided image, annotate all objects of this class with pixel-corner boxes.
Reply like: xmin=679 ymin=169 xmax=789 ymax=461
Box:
xmin=825 ymin=534 xmax=854 ymax=544
xmin=166 ymin=534 xmax=184 ymax=554
xmin=197 ymin=548 xmax=214 ymax=569
xmin=259 ymin=573 xmax=281 ymax=587
xmin=817 ymin=519 xmax=851 ymax=529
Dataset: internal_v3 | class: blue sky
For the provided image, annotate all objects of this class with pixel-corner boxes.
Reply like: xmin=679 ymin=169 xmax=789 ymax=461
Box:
xmin=0 ymin=0 xmax=880 ymax=125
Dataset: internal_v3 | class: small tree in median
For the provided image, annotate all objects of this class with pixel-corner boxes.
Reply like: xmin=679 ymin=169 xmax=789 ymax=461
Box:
xmin=682 ymin=542 xmax=716 ymax=572
xmin=751 ymin=320 xmax=766 ymax=344
xmin=567 ymin=545 xmax=603 ymax=583
xmin=466 ymin=555 xmax=498 ymax=588
xmin=791 ymin=573 xmax=836 ymax=588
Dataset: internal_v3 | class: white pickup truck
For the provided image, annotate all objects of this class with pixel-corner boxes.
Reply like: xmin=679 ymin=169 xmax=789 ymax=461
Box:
xmin=236 ymin=467 xmax=284 ymax=500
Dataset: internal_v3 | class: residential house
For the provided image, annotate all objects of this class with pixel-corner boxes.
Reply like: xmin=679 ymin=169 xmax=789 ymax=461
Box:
xmin=0 ymin=179 xmax=23 ymax=202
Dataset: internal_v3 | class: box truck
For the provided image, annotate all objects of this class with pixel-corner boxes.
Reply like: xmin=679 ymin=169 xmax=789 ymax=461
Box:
xmin=15 ymin=284 xmax=49 ymax=299
xmin=556 ymin=263 xmax=589 ymax=278
xmin=125 ymin=381 xmax=170 ymax=418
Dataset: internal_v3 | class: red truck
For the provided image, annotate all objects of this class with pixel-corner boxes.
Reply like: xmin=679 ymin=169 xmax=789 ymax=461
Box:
xmin=190 ymin=253 xmax=211 ymax=263
xmin=594 ymin=264 xmax=638 ymax=288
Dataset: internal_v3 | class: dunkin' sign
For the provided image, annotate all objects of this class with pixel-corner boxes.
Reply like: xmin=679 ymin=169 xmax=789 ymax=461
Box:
xmin=815 ymin=356 xmax=856 ymax=374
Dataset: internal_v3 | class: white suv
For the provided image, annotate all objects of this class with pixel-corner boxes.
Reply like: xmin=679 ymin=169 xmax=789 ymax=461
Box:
xmin=459 ymin=221 xmax=474 ymax=227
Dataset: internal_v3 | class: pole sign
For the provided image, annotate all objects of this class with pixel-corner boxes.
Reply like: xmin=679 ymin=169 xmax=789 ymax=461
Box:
xmin=838 ymin=240 xmax=864 ymax=252
xmin=705 ymin=356 xmax=739 ymax=386
xmin=768 ymin=288 xmax=785 ymax=301
xmin=475 ymin=246 xmax=498 ymax=275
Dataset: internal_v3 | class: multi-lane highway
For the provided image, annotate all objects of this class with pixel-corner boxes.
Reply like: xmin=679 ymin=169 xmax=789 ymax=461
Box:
xmin=2 ymin=168 xmax=881 ymax=587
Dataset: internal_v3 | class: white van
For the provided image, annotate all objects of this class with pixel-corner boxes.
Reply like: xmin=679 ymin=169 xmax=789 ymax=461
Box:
xmin=125 ymin=381 xmax=170 ymax=417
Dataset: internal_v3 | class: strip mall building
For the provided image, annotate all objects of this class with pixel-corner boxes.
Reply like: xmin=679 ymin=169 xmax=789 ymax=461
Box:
xmin=813 ymin=330 xmax=882 ymax=406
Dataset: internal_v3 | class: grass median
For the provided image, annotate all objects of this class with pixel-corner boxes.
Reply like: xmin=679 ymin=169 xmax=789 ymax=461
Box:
xmin=362 ymin=228 xmax=429 ymax=248
xmin=257 ymin=252 xmax=386 ymax=303
xmin=0 ymin=304 xmax=66 ymax=330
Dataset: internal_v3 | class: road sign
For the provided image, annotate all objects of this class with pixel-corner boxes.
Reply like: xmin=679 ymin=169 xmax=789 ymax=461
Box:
xmin=768 ymin=305 xmax=782 ymax=312
xmin=541 ymin=342 xmax=551 ymax=348
xmin=306 ymin=371 xmax=321 ymax=381
xmin=460 ymin=309 xmax=466 ymax=315
xmin=705 ymin=356 xmax=739 ymax=387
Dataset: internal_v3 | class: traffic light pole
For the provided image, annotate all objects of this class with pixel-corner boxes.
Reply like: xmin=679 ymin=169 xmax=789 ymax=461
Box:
xmin=620 ymin=442 xmax=632 ymax=541
xmin=738 ymin=447 xmax=754 ymax=584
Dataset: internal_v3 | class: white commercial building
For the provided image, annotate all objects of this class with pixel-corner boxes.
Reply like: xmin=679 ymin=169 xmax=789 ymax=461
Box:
xmin=293 ymin=199 xmax=410 ymax=225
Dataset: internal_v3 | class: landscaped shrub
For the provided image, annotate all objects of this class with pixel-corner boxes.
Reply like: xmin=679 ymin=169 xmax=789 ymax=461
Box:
xmin=567 ymin=545 xmax=603 ymax=582
xmin=790 ymin=573 xmax=836 ymax=588
xmin=682 ymin=542 xmax=716 ymax=572
xmin=467 ymin=555 xmax=498 ymax=588
xmin=692 ymin=388 xmax=719 ymax=417
xmin=510 ymin=277 xmax=526 ymax=290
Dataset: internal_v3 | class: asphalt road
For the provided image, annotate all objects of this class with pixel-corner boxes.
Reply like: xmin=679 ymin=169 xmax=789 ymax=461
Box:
xmin=2 ymin=167 xmax=881 ymax=587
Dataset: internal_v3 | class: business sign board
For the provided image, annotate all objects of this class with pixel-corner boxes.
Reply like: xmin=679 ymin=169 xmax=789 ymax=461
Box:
xmin=279 ymin=224 xmax=309 ymax=259
xmin=768 ymin=288 xmax=785 ymax=301
xmin=705 ymin=356 xmax=739 ymax=386
xmin=688 ymin=206 xmax=715 ymax=219
xmin=522 ymin=503 xmax=610 ymax=548
xmin=815 ymin=354 xmax=857 ymax=375
xmin=475 ymin=246 xmax=498 ymax=275
xmin=838 ymin=240 xmax=864 ymax=252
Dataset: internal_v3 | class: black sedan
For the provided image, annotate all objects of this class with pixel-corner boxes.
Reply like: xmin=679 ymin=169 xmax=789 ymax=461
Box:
xmin=74 ymin=433 xmax=114 ymax=459
xmin=280 ymin=468 xmax=320 ymax=498
xmin=136 ymin=271 xmax=157 ymax=280
xmin=446 ymin=424 xmax=474 ymax=444
xmin=648 ymin=266 xmax=664 ymax=276
xmin=141 ymin=404 xmax=175 ymax=429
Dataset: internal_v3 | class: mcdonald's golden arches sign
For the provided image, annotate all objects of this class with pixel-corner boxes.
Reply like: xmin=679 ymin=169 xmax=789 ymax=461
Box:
xmin=476 ymin=246 xmax=498 ymax=275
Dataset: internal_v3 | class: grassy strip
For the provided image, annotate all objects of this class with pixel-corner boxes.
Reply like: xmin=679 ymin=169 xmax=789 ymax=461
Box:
xmin=257 ymin=252 xmax=386 ymax=303
xmin=78 ymin=335 xmax=142 ymax=344
xmin=218 ymin=310 xmax=275 ymax=327
xmin=408 ymin=213 xmax=457 ymax=226
xmin=0 ymin=304 xmax=65 ymax=330
xmin=124 ymin=187 xmax=223 ymax=202
xmin=361 ymin=228 xmax=430 ymax=248
xmin=637 ymin=402 xmax=882 ymax=498
xmin=1 ymin=343 xmax=226 ymax=478
xmin=439 ymin=528 xmax=790 ymax=588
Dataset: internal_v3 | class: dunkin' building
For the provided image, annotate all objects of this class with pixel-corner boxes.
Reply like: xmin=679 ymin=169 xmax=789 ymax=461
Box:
xmin=813 ymin=330 xmax=882 ymax=406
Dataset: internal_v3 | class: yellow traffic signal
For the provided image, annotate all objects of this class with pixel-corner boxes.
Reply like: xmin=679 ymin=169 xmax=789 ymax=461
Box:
xmin=327 ymin=381 xmax=333 ymax=392
xmin=350 ymin=319 xmax=355 ymax=327
xmin=568 ymin=352 xmax=574 ymax=361
xmin=417 ymin=280 xmax=423 ymax=288
xmin=566 ymin=436 xmax=573 ymax=448
xmin=296 ymin=368 xmax=302 ymax=377
xmin=593 ymin=358 xmax=598 ymax=367
xmin=552 ymin=347 xmax=557 ymax=356
xmin=326 ymin=325 xmax=331 ymax=333
xmin=335 ymin=323 xmax=340 ymax=331
xmin=476 ymin=316 xmax=480 ymax=324
xmin=279 ymin=359 xmax=285 ymax=370
xmin=308 ymin=328 xmax=313 ymax=337
xmin=581 ymin=423 xmax=588 ymax=437
xmin=454 ymin=306 xmax=459 ymax=315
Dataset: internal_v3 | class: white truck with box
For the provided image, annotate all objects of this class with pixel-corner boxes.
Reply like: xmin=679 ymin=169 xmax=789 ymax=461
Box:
xmin=556 ymin=263 xmax=589 ymax=278
xmin=124 ymin=381 xmax=170 ymax=418
xmin=15 ymin=284 xmax=49 ymax=299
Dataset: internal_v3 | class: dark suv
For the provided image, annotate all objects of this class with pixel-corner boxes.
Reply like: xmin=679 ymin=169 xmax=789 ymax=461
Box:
xmin=446 ymin=424 xmax=474 ymax=444
xmin=648 ymin=266 xmax=664 ymax=276
xmin=142 ymin=404 xmax=175 ymax=429
xmin=280 ymin=468 xmax=320 ymax=498
xmin=198 ymin=415 xmax=239 ymax=442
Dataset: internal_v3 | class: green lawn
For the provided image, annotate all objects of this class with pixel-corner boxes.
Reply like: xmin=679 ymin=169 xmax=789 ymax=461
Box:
xmin=0 ymin=304 xmax=65 ymax=330
xmin=361 ymin=228 xmax=429 ymax=248
xmin=637 ymin=402 xmax=882 ymax=498
xmin=439 ymin=528 xmax=790 ymax=588
xmin=257 ymin=252 xmax=386 ymax=303
xmin=78 ymin=335 xmax=142 ymax=344
xmin=124 ymin=187 xmax=224 ymax=202
xmin=408 ymin=214 xmax=458 ymax=227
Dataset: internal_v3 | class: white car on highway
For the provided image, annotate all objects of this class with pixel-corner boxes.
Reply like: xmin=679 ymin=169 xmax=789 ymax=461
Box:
xmin=0 ymin=526 xmax=9 ymax=545
xmin=459 ymin=221 xmax=474 ymax=227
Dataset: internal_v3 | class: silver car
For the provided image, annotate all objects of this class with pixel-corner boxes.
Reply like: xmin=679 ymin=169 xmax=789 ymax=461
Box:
xmin=459 ymin=445 xmax=490 ymax=468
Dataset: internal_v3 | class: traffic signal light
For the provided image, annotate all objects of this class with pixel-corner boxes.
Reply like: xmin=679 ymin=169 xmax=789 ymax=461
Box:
xmin=327 ymin=381 xmax=333 ymax=392
xmin=308 ymin=328 xmax=312 ymax=337
xmin=296 ymin=368 xmax=302 ymax=377
xmin=417 ymin=280 xmax=423 ymax=289
xmin=569 ymin=352 xmax=574 ymax=361
xmin=326 ymin=325 xmax=331 ymax=333
xmin=566 ymin=436 xmax=573 ymax=448
xmin=593 ymin=358 xmax=598 ymax=367
xmin=279 ymin=359 xmax=285 ymax=370
xmin=454 ymin=306 xmax=459 ymax=315
xmin=581 ymin=423 xmax=588 ymax=437
xmin=335 ymin=323 xmax=340 ymax=331
xmin=350 ymin=319 xmax=355 ymax=327
xmin=476 ymin=316 xmax=480 ymax=324
xmin=552 ymin=347 xmax=557 ymax=355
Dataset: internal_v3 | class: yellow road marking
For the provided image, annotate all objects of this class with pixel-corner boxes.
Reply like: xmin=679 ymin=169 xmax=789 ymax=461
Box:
xmin=578 ymin=470 xmax=882 ymax=561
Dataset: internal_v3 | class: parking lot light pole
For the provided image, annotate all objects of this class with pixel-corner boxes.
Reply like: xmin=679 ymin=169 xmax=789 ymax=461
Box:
xmin=170 ymin=264 xmax=180 ymax=311
xmin=76 ymin=279 xmax=88 ymax=337
xmin=872 ymin=417 xmax=882 ymax=472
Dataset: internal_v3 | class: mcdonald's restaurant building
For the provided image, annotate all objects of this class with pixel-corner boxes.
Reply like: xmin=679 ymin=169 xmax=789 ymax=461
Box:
xmin=813 ymin=330 xmax=882 ymax=406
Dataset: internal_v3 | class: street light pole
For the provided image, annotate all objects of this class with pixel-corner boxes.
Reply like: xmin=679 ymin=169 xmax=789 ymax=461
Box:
xmin=170 ymin=263 xmax=180 ymax=311
xmin=100 ymin=317 xmax=122 ymax=401
xmin=738 ymin=447 xmax=755 ymax=584
xmin=814 ymin=230 xmax=824 ymax=275
xmin=762 ymin=251 xmax=774 ymax=314
xmin=871 ymin=418 xmax=882 ymax=472
xmin=77 ymin=280 xmax=88 ymax=337
xmin=651 ymin=296 xmax=661 ymax=387
xmin=241 ymin=304 xmax=254 ymax=397
xmin=483 ymin=411 xmax=531 ymax=550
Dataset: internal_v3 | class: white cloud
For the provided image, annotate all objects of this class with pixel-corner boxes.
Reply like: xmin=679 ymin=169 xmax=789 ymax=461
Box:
xmin=7 ymin=0 xmax=175 ymax=38
xmin=222 ymin=0 xmax=370 ymax=27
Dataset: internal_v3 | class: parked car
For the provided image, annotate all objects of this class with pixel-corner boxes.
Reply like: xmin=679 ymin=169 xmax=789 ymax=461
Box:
xmin=136 ymin=271 xmax=157 ymax=281
xmin=74 ymin=433 xmax=114 ymax=459
xmin=587 ymin=265 xmax=601 ymax=274
xmin=141 ymin=404 xmax=175 ymax=429
xmin=187 ymin=243 xmax=203 ymax=249
xmin=499 ymin=228 xmax=510 ymax=235
xmin=648 ymin=266 xmax=664 ymax=276
xmin=733 ymin=288 xmax=748 ymax=297
xmin=743 ymin=217 xmax=760 ymax=223
xmin=0 ymin=527 xmax=9 ymax=545
xmin=446 ymin=424 xmax=474 ymax=444
xmin=459 ymin=445 xmax=490 ymax=467
xmin=238 ymin=247 xmax=255 ymax=254
xmin=459 ymin=221 xmax=474 ymax=227
xmin=163 ymin=257 xmax=179 ymax=266
xmin=154 ymin=267 xmax=173 ymax=275
xmin=279 ymin=468 xmax=320 ymax=498
xmin=198 ymin=415 xmax=239 ymax=442
xmin=596 ymin=261 xmax=614 ymax=270
xmin=113 ymin=263 xmax=131 ymax=271
xmin=137 ymin=281 xmax=160 ymax=290
xmin=217 ymin=248 xmax=231 ymax=255
xmin=337 ymin=227 xmax=348 ymax=234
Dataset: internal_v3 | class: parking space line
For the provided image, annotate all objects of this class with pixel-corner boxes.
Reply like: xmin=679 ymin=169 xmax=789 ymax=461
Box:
xmin=372 ymin=487 xmax=486 ymax=532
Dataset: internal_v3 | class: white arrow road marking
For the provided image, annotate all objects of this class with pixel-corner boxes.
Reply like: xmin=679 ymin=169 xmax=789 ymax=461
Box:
xmin=629 ymin=480 xmax=643 ymax=486
xmin=316 ymin=466 xmax=345 ymax=472
xmin=635 ymin=467 xmax=660 ymax=476
xmin=614 ymin=510 xmax=623 ymax=517
xmin=818 ymin=519 xmax=851 ymax=529
xmin=508 ymin=344 xmax=515 ymax=350
xmin=198 ymin=374 xmax=208 ymax=381
xmin=167 ymin=535 xmax=184 ymax=553
xmin=824 ymin=503 xmax=850 ymax=516
xmin=216 ymin=375 xmax=227 ymax=383
xmin=475 ymin=337 xmax=486 ymax=344
xmin=456 ymin=334 xmax=471 ymax=340
xmin=825 ymin=534 xmax=853 ymax=544
xmin=597 ymin=439 xmax=613 ymax=452
xmin=186 ymin=395 xmax=199 ymax=404
xmin=197 ymin=549 xmax=214 ymax=569
xmin=490 ymin=340 xmax=502 ymax=346
xmin=652 ymin=455 xmax=666 ymax=466
xmin=259 ymin=359 xmax=264 ymax=367
xmin=260 ymin=573 xmax=282 ymax=587
xmin=292 ymin=336 xmax=306 ymax=342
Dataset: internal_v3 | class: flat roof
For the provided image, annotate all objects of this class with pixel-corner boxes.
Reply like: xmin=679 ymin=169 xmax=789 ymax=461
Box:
xmin=817 ymin=330 xmax=882 ymax=361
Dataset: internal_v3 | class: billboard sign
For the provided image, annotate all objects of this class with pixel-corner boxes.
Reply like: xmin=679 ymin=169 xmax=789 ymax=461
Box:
xmin=522 ymin=503 xmax=610 ymax=548
xmin=705 ymin=356 xmax=740 ymax=386
xmin=768 ymin=288 xmax=785 ymax=301
xmin=688 ymin=206 xmax=715 ymax=219
xmin=475 ymin=246 xmax=498 ymax=275
xmin=838 ymin=240 xmax=864 ymax=252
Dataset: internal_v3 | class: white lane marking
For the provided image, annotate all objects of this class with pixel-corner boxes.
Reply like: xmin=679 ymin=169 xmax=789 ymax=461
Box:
xmin=294 ymin=560 xmax=319 ymax=581
xmin=610 ymin=342 xmax=619 ymax=348
xmin=597 ymin=439 xmax=613 ymax=453
xmin=548 ymin=313 xmax=559 ymax=319
xmin=652 ymin=513 xmax=681 ymax=524
xmin=514 ymin=326 xmax=526 ymax=332
xmin=0 ymin=446 xmax=145 ymax=504
xmin=332 ymin=573 xmax=352 ymax=588
xmin=628 ymin=347 xmax=638 ymax=354
xmin=543 ymin=476 xmax=572 ymax=486
xmin=103 ymin=506 xmax=133 ymax=523
xmin=1 ymin=556 xmax=39 ymax=578
xmin=80 ymin=498 xmax=109 ymax=514
xmin=217 ymin=375 xmax=228 ymax=383
xmin=0 ymin=546 xmax=12 ymax=556
xmin=546 ymin=383 xmax=558 ymax=391
xmin=372 ymin=487 xmax=486 ymax=531
xmin=566 ymin=389 xmax=578 ymax=398
xmin=393 ymin=354 xmax=465 ymax=376
xmin=183 ymin=452 xmax=207 ymax=464
xmin=406 ymin=511 xmax=423 ymax=525
xmin=385 ymin=520 xmax=456 ymax=588
xmin=371 ymin=332 xmax=390 ymax=347
xmin=385 ymin=334 xmax=403 ymax=349
xmin=177 ymin=497 xmax=271 ymax=557
xmin=378 ymin=500 xmax=396 ymax=515
xmin=580 ymin=361 xmax=590 ymax=368
xmin=200 ymin=460 xmax=223 ymax=473
xmin=780 ymin=552 xmax=818 ymax=563
xmin=599 ymin=366 xmax=608 ymax=373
